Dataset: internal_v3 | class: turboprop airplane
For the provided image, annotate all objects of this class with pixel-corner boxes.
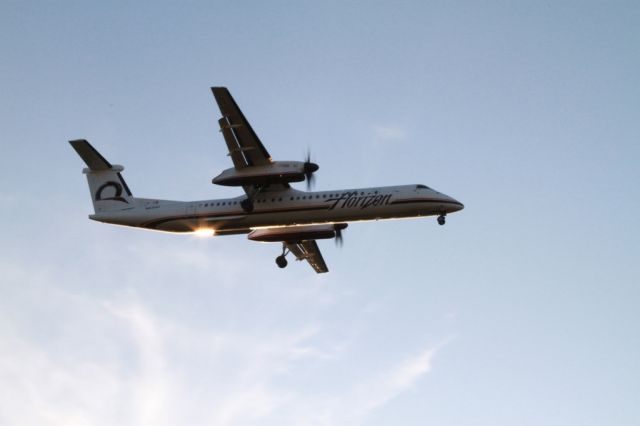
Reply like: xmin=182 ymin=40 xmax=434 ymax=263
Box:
xmin=70 ymin=87 xmax=463 ymax=273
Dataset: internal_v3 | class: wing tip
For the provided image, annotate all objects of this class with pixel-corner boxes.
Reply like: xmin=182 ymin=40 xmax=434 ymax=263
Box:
xmin=69 ymin=138 xmax=89 ymax=146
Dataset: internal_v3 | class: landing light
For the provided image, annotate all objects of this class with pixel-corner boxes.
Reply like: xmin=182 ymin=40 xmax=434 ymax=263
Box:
xmin=193 ymin=228 xmax=215 ymax=237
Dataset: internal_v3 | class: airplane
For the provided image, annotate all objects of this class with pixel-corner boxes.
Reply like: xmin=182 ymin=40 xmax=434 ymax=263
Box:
xmin=70 ymin=87 xmax=463 ymax=273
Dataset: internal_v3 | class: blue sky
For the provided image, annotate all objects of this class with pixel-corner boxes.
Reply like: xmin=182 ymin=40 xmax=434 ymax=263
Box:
xmin=1 ymin=1 xmax=639 ymax=425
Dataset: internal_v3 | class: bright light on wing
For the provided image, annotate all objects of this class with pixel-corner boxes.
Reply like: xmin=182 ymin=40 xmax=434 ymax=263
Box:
xmin=193 ymin=228 xmax=215 ymax=237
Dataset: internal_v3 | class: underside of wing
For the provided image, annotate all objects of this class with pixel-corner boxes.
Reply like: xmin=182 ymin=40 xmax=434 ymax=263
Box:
xmin=212 ymin=87 xmax=272 ymax=168
xmin=247 ymin=224 xmax=345 ymax=273
xmin=285 ymin=240 xmax=329 ymax=274
xmin=211 ymin=87 xmax=290 ymax=195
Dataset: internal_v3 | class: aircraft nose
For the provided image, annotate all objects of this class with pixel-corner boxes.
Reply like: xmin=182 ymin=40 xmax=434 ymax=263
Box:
xmin=448 ymin=201 xmax=464 ymax=213
xmin=444 ymin=196 xmax=464 ymax=213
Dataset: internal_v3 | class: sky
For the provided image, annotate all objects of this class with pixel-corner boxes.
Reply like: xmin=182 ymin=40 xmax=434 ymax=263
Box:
xmin=1 ymin=1 xmax=639 ymax=425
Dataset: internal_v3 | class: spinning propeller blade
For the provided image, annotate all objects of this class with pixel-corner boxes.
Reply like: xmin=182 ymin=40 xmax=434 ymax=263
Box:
xmin=335 ymin=227 xmax=344 ymax=247
xmin=334 ymin=224 xmax=347 ymax=248
xmin=303 ymin=149 xmax=319 ymax=190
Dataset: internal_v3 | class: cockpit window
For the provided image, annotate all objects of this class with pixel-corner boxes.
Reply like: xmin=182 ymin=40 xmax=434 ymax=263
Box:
xmin=416 ymin=184 xmax=430 ymax=190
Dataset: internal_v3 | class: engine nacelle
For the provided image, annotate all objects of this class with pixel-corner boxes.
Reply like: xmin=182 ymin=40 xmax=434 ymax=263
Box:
xmin=212 ymin=161 xmax=318 ymax=187
xmin=248 ymin=224 xmax=347 ymax=243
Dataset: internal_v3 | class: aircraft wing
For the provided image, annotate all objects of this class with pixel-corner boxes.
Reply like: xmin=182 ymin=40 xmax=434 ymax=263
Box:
xmin=211 ymin=87 xmax=289 ymax=194
xmin=211 ymin=87 xmax=272 ymax=169
xmin=285 ymin=240 xmax=329 ymax=274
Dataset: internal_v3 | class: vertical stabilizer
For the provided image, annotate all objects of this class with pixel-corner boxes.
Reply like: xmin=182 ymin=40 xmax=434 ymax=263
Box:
xmin=69 ymin=139 xmax=136 ymax=213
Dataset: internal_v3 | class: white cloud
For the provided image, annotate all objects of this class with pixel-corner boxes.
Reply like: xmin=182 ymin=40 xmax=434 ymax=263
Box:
xmin=373 ymin=125 xmax=406 ymax=143
xmin=362 ymin=347 xmax=435 ymax=410
xmin=0 ymin=192 xmax=18 ymax=206
xmin=0 ymin=291 xmax=444 ymax=426
xmin=294 ymin=346 xmax=440 ymax=425
xmin=0 ymin=245 xmax=446 ymax=426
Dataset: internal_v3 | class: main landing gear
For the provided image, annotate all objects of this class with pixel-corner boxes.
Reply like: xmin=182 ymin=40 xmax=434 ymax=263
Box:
xmin=240 ymin=198 xmax=254 ymax=212
xmin=437 ymin=214 xmax=446 ymax=226
xmin=276 ymin=244 xmax=289 ymax=268
xmin=241 ymin=185 xmax=265 ymax=213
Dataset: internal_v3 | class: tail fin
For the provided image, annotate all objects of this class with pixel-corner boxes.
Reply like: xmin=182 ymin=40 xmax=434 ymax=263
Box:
xmin=69 ymin=139 xmax=136 ymax=213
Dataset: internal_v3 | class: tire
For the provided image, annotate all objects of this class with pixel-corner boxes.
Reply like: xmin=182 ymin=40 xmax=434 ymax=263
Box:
xmin=276 ymin=255 xmax=288 ymax=268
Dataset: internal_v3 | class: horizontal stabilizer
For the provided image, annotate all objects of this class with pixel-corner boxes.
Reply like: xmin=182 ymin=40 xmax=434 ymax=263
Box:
xmin=69 ymin=139 xmax=113 ymax=171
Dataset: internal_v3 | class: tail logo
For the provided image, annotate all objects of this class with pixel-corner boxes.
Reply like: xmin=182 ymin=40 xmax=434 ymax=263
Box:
xmin=95 ymin=181 xmax=129 ymax=203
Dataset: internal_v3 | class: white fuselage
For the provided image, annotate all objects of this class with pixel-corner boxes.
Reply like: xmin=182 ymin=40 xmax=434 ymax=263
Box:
xmin=90 ymin=184 xmax=463 ymax=235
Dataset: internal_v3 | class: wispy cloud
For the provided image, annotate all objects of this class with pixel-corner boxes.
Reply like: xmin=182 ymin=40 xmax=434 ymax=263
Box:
xmin=359 ymin=347 xmax=436 ymax=413
xmin=1 ymin=292 xmax=444 ymax=425
xmin=0 ymin=244 xmax=447 ymax=426
xmin=0 ymin=192 xmax=18 ymax=206
xmin=110 ymin=300 xmax=443 ymax=425
xmin=298 ymin=345 xmax=441 ymax=425
xmin=373 ymin=125 xmax=406 ymax=144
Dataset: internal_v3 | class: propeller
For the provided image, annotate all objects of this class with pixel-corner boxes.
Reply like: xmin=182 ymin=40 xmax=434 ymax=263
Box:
xmin=303 ymin=149 xmax=319 ymax=190
xmin=334 ymin=224 xmax=347 ymax=247
xmin=335 ymin=228 xmax=344 ymax=247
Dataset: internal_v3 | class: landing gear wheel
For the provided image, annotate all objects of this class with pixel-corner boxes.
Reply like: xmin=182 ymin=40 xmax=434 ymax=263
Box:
xmin=437 ymin=214 xmax=446 ymax=226
xmin=241 ymin=198 xmax=254 ymax=212
xmin=275 ymin=255 xmax=288 ymax=268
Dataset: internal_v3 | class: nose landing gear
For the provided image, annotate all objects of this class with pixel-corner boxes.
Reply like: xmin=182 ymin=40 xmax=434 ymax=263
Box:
xmin=437 ymin=214 xmax=446 ymax=226
xmin=275 ymin=244 xmax=289 ymax=268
